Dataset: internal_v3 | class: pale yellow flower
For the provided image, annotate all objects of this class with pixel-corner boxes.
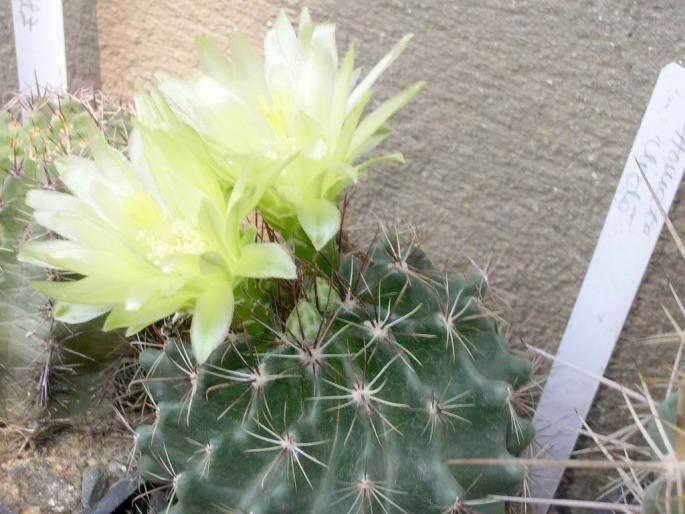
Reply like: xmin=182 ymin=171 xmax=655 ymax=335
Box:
xmin=19 ymin=119 xmax=297 ymax=363
xmin=153 ymin=8 xmax=423 ymax=249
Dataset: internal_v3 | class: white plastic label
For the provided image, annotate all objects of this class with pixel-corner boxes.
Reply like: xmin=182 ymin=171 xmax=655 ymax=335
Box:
xmin=11 ymin=0 xmax=68 ymax=94
xmin=531 ymin=62 xmax=685 ymax=511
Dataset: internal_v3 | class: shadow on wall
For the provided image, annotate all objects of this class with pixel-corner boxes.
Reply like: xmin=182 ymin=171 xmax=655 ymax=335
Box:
xmin=64 ymin=0 xmax=101 ymax=92
xmin=1 ymin=2 xmax=18 ymax=104
xmin=0 ymin=0 xmax=101 ymax=103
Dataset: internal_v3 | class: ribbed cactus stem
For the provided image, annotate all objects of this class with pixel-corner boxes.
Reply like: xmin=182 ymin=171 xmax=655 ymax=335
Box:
xmin=135 ymin=234 xmax=534 ymax=513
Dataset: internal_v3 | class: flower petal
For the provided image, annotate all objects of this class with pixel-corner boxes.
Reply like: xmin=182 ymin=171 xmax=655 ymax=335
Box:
xmin=346 ymin=34 xmax=413 ymax=115
xmin=296 ymin=198 xmax=341 ymax=251
xmin=228 ymin=32 xmax=268 ymax=108
xmin=136 ymin=124 xmax=225 ymax=219
xmin=196 ymin=36 xmax=233 ymax=87
xmin=327 ymin=43 xmax=356 ymax=148
xmin=298 ymin=7 xmax=314 ymax=44
xmin=357 ymin=152 xmax=404 ymax=171
xmin=264 ymin=10 xmax=300 ymax=94
xmin=298 ymin=21 xmax=338 ymax=122
xmin=104 ymin=294 xmax=189 ymax=333
xmin=26 ymin=188 xmax=94 ymax=215
xmin=190 ymin=282 xmax=234 ymax=364
xmin=19 ymin=240 xmax=145 ymax=276
xmin=159 ymin=76 xmax=260 ymax=154
xmin=33 ymin=277 xmax=132 ymax=305
xmin=53 ymin=302 xmax=111 ymax=324
xmin=235 ymin=242 xmax=296 ymax=279
xmin=223 ymin=151 xmax=299 ymax=256
xmin=123 ymin=277 xmax=188 ymax=311
xmin=348 ymin=81 xmax=425 ymax=162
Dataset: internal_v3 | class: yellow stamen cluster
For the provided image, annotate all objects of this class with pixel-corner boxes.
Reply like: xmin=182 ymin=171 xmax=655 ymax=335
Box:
xmin=138 ymin=219 xmax=206 ymax=267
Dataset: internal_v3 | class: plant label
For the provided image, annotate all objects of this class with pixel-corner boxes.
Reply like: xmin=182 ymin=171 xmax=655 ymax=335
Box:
xmin=11 ymin=0 xmax=68 ymax=95
xmin=531 ymin=62 xmax=685 ymax=511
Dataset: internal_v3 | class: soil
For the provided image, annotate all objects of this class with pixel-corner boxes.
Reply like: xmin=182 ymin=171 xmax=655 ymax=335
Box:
xmin=0 ymin=416 xmax=132 ymax=514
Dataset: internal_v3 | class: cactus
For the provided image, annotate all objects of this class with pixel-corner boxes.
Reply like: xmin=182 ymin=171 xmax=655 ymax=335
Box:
xmin=0 ymin=93 xmax=131 ymax=422
xmin=641 ymin=390 xmax=685 ymax=514
xmin=9 ymin=12 xmax=535 ymax=513
xmin=135 ymin=232 xmax=534 ymax=513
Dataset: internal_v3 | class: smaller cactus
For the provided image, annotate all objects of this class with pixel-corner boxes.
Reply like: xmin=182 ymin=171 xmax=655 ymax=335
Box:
xmin=0 ymin=92 xmax=132 ymax=423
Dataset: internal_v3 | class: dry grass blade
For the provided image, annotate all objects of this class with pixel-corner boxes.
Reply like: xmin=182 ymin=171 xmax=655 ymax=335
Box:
xmin=491 ymin=495 xmax=641 ymax=513
xmin=446 ymin=457 xmax=668 ymax=472
xmin=526 ymin=345 xmax=647 ymax=403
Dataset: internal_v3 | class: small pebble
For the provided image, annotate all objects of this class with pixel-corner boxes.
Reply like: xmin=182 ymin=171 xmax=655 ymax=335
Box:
xmin=88 ymin=477 xmax=138 ymax=514
xmin=81 ymin=466 xmax=108 ymax=508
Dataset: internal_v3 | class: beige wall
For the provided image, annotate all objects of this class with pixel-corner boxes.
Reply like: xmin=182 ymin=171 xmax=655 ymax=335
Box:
xmin=3 ymin=0 xmax=685 ymax=489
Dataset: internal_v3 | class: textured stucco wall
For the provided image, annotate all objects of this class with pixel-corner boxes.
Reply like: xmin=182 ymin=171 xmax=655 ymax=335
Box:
xmin=95 ymin=0 xmax=308 ymax=98
xmin=3 ymin=0 xmax=685 ymax=495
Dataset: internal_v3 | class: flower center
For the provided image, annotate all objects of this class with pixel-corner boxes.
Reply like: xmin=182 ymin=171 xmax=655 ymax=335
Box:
xmin=259 ymin=92 xmax=297 ymax=152
xmin=124 ymin=192 xmax=163 ymax=227
xmin=138 ymin=219 xmax=206 ymax=267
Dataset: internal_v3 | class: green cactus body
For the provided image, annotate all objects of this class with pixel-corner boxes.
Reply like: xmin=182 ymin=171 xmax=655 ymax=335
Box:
xmin=136 ymin=236 xmax=534 ymax=513
xmin=0 ymin=173 xmax=48 ymax=417
xmin=0 ymin=95 xmax=130 ymax=419
xmin=643 ymin=391 xmax=685 ymax=514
